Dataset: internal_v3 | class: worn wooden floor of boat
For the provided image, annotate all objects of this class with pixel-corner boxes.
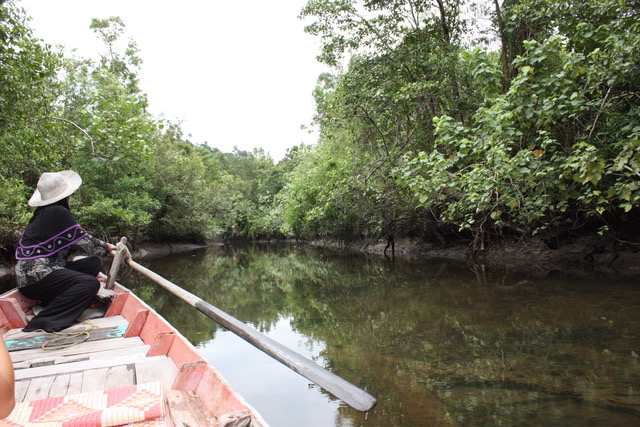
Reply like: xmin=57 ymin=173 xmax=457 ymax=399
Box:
xmin=4 ymin=314 xmax=179 ymax=403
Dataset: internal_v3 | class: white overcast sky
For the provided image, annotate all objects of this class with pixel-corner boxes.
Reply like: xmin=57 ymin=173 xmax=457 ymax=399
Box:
xmin=19 ymin=0 xmax=328 ymax=161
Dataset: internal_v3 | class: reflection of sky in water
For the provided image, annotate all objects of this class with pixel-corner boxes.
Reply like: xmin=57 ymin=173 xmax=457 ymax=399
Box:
xmin=198 ymin=317 xmax=345 ymax=427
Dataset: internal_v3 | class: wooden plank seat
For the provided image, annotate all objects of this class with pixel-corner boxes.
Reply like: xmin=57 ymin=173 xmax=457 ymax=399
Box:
xmin=15 ymin=356 xmax=178 ymax=403
xmin=5 ymin=315 xmax=180 ymax=404
xmin=10 ymin=336 xmax=147 ymax=366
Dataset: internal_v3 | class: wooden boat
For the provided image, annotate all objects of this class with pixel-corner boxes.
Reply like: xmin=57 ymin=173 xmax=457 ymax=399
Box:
xmin=0 ymin=280 xmax=270 ymax=426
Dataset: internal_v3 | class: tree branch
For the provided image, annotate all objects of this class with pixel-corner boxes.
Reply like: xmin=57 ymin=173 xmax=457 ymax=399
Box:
xmin=51 ymin=117 xmax=94 ymax=151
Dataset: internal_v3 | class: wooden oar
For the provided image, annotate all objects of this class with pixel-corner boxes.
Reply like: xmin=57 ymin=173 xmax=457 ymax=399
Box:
xmin=117 ymin=255 xmax=377 ymax=412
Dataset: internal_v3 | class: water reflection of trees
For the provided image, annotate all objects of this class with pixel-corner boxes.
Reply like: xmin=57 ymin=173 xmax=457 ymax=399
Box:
xmin=127 ymin=245 xmax=640 ymax=426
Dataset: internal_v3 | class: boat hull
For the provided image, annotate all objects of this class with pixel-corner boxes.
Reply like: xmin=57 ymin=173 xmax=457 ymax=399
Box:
xmin=0 ymin=284 xmax=269 ymax=426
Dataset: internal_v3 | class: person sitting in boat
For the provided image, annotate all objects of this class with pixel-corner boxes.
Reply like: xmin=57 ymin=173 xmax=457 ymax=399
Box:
xmin=14 ymin=170 xmax=117 ymax=333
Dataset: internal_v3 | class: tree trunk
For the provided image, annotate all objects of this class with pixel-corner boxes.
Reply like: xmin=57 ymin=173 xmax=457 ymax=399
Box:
xmin=493 ymin=0 xmax=512 ymax=88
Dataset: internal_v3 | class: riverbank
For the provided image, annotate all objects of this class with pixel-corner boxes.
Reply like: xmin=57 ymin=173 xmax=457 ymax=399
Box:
xmin=309 ymin=233 xmax=640 ymax=279
xmin=3 ymin=235 xmax=640 ymax=286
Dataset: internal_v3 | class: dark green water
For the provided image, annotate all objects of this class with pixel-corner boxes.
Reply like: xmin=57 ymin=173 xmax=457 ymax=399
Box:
xmin=121 ymin=244 xmax=639 ymax=426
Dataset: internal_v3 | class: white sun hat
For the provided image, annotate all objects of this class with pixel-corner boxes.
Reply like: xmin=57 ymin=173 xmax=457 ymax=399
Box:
xmin=28 ymin=170 xmax=83 ymax=207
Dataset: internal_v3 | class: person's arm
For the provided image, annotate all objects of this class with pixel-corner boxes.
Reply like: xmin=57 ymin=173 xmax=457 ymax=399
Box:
xmin=72 ymin=234 xmax=116 ymax=257
xmin=0 ymin=333 xmax=15 ymax=419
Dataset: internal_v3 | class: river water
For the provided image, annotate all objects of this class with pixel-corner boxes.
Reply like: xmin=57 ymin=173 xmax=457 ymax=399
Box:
xmin=120 ymin=244 xmax=637 ymax=426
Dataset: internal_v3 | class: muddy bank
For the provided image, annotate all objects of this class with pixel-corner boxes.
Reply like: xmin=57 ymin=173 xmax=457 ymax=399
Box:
xmin=309 ymin=234 xmax=640 ymax=279
xmin=3 ymin=236 xmax=639 ymax=285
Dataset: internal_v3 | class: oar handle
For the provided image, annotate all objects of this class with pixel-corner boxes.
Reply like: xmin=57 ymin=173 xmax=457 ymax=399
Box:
xmin=105 ymin=237 xmax=128 ymax=289
xmin=125 ymin=258 xmax=377 ymax=412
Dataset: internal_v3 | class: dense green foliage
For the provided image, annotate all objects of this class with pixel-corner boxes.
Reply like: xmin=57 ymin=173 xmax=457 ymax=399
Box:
xmin=0 ymin=1 xmax=289 ymax=257
xmin=286 ymin=0 xmax=640 ymax=249
xmin=0 ymin=1 xmax=62 ymax=246
xmin=1 ymin=0 xmax=639 ymax=259
xmin=398 ymin=1 xmax=640 ymax=242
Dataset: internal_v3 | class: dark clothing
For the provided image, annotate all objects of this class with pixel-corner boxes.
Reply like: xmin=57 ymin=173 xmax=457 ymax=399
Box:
xmin=16 ymin=199 xmax=79 ymax=257
xmin=14 ymin=201 xmax=108 ymax=332
xmin=15 ymin=201 xmax=107 ymax=288
xmin=19 ymin=257 xmax=101 ymax=332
